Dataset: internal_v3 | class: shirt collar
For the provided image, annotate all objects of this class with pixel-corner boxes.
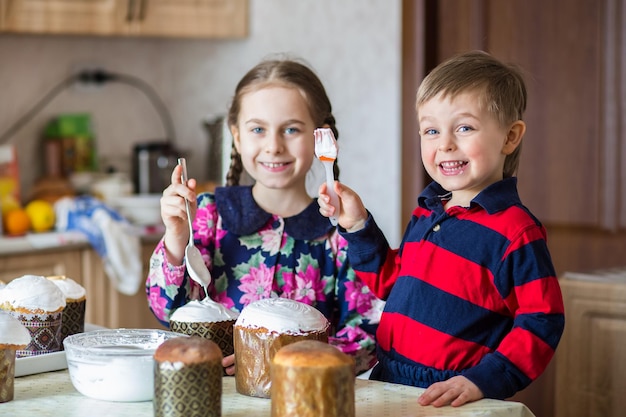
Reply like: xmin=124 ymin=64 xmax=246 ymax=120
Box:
xmin=417 ymin=177 xmax=521 ymax=214
xmin=214 ymin=186 xmax=334 ymax=239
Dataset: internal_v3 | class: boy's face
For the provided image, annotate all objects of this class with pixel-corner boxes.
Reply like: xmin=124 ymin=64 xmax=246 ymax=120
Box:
xmin=417 ymin=90 xmax=522 ymax=207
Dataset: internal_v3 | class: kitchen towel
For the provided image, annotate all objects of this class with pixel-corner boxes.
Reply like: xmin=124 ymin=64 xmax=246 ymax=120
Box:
xmin=54 ymin=196 xmax=142 ymax=295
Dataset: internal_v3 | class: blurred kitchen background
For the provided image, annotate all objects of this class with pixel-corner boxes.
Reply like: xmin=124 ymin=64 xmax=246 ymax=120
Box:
xmin=0 ymin=0 xmax=403 ymax=244
xmin=2 ymin=1 xmax=626 ymax=417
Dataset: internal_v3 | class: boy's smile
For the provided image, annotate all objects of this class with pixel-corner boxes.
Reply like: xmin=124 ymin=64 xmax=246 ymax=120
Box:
xmin=418 ymin=90 xmax=522 ymax=208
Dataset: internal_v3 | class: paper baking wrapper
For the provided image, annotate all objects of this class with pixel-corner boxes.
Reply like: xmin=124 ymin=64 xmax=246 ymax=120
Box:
xmin=154 ymin=360 xmax=222 ymax=417
xmin=0 ymin=349 xmax=17 ymax=403
xmin=169 ymin=319 xmax=235 ymax=358
xmin=233 ymin=327 xmax=328 ymax=398
xmin=9 ymin=311 xmax=63 ymax=358
xmin=271 ymin=349 xmax=355 ymax=417
xmin=61 ymin=300 xmax=86 ymax=347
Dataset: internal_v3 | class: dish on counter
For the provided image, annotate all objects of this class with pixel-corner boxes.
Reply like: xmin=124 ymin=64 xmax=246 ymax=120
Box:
xmin=14 ymin=323 xmax=105 ymax=377
xmin=15 ymin=351 xmax=67 ymax=377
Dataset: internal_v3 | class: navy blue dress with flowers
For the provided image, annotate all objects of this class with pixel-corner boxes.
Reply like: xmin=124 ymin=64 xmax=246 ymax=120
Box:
xmin=146 ymin=186 xmax=381 ymax=373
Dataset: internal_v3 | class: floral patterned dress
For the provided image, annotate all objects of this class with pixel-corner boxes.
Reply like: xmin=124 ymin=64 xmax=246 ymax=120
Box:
xmin=146 ymin=185 xmax=381 ymax=373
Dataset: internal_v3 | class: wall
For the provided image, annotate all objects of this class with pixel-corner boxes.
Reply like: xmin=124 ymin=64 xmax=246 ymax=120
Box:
xmin=0 ymin=0 xmax=403 ymax=245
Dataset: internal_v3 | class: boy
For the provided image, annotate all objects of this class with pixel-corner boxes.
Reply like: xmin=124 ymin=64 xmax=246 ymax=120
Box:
xmin=318 ymin=50 xmax=565 ymax=407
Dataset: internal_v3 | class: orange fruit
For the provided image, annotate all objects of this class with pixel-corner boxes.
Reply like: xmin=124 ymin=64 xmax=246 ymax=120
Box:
xmin=25 ymin=199 xmax=56 ymax=232
xmin=3 ymin=208 xmax=31 ymax=236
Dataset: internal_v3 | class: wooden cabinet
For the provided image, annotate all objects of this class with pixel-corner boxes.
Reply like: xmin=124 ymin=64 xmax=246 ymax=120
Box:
xmin=434 ymin=0 xmax=626 ymax=231
xmin=0 ymin=245 xmax=82 ymax=282
xmin=0 ymin=239 xmax=165 ymax=330
xmin=0 ymin=0 xmax=248 ymax=38
xmin=81 ymin=238 xmax=164 ymax=329
xmin=555 ymin=272 xmax=626 ymax=417
xmin=402 ymin=1 xmax=626 ymax=416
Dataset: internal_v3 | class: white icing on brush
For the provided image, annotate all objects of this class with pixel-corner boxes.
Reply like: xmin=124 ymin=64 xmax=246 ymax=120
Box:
xmin=47 ymin=276 xmax=86 ymax=301
xmin=314 ymin=128 xmax=338 ymax=160
xmin=0 ymin=310 xmax=31 ymax=347
xmin=170 ymin=298 xmax=239 ymax=323
xmin=0 ymin=275 xmax=66 ymax=312
xmin=235 ymin=298 xmax=329 ymax=335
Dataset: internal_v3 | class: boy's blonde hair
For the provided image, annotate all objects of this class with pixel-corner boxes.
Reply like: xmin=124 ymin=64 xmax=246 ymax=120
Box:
xmin=416 ymin=50 xmax=527 ymax=178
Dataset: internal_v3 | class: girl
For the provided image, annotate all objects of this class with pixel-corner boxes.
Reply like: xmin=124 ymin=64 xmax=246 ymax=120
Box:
xmin=146 ymin=58 xmax=380 ymax=375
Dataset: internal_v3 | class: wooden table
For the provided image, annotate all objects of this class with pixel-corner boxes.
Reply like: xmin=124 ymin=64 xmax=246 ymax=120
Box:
xmin=2 ymin=370 xmax=535 ymax=416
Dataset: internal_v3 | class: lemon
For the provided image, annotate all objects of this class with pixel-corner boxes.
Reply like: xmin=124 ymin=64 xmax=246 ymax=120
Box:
xmin=25 ymin=199 xmax=56 ymax=233
xmin=1 ymin=194 xmax=21 ymax=216
xmin=4 ymin=208 xmax=31 ymax=236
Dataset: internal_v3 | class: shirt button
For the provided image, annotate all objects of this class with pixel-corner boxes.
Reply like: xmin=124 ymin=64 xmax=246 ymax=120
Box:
xmin=433 ymin=224 xmax=441 ymax=232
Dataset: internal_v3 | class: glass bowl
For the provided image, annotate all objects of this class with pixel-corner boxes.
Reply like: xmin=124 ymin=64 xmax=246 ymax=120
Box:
xmin=63 ymin=328 xmax=183 ymax=402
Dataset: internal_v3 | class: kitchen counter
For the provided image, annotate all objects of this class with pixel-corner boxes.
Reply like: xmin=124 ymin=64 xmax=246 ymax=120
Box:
xmin=4 ymin=370 xmax=535 ymax=417
xmin=0 ymin=229 xmax=162 ymax=256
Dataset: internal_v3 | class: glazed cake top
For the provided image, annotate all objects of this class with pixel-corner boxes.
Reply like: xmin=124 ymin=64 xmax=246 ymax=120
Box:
xmin=0 ymin=275 xmax=66 ymax=312
xmin=235 ymin=298 xmax=329 ymax=335
xmin=47 ymin=275 xmax=86 ymax=301
xmin=0 ymin=310 xmax=30 ymax=348
xmin=170 ymin=298 xmax=239 ymax=323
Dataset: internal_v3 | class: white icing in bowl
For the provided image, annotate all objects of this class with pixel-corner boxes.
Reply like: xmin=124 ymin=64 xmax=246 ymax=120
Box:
xmin=63 ymin=329 xmax=182 ymax=402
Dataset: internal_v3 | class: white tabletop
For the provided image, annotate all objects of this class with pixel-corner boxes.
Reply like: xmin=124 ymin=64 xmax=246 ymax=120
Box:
xmin=3 ymin=370 xmax=535 ymax=417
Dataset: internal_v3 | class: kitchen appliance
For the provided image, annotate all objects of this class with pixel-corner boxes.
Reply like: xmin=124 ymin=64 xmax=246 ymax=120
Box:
xmin=132 ymin=141 xmax=179 ymax=194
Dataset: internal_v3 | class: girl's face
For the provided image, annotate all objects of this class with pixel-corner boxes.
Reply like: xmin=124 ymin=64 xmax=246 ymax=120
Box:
xmin=231 ymin=85 xmax=316 ymax=193
xmin=418 ymin=90 xmax=522 ymax=207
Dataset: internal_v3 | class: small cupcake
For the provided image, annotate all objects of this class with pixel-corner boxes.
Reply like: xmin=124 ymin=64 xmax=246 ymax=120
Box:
xmin=169 ymin=297 xmax=239 ymax=358
xmin=0 ymin=311 xmax=31 ymax=403
xmin=0 ymin=275 xmax=66 ymax=357
xmin=234 ymin=298 xmax=330 ymax=398
xmin=46 ymin=275 xmax=86 ymax=344
xmin=154 ymin=336 xmax=223 ymax=417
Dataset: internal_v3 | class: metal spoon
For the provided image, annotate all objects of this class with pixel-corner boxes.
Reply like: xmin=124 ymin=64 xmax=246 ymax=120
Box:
xmin=178 ymin=158 xmax=211 ymax=290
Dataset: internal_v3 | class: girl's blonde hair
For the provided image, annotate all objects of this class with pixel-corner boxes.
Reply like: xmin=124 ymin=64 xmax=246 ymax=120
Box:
xmin=226 ymin=58 xmax=339 ymax=186
xmin=416 ymin=50 xmax=527 ymax=178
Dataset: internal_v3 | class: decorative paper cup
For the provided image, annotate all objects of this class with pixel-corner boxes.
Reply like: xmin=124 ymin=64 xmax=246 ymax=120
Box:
xmin=154 ymin=336 xmax=222 ymax=417
xmin=60 ymin=299 xmax=86 ymax=346
xmin=45 ymin=275 xmax=86 ymax=346
xmin=169 ymin=319 xmax=235 ymax=358
xmin=12 ymin=310 xmax=63 ymax=358
xmin=233 ymin=326 xmax=328 ymax=398
xmin=0 ymin=349 xmax=17 ymax=403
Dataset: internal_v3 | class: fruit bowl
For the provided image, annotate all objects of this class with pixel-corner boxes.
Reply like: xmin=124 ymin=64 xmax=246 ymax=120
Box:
xmin=63 ymin=328 xmax=182 ymax=402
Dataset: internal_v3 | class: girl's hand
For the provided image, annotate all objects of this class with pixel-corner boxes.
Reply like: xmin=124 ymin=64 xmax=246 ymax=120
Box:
xmin=222 ymin=354 xmax=235 ymax=376
xmin=318 ymin=181 xmax=368 ymax=232
xmin=161 ymin=164 xmax=198 ymax=265
xmin=417 ymin=376 xmax=483 ymax=407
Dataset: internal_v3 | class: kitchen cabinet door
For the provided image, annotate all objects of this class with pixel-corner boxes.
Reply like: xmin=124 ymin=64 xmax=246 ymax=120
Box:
xmin=133 ymin=0 xmax=248 ymax=38
xmin=0 ymin=247 xmax=82 ymax=282
xmin=0 ymin=0 xmax=248 ymax=38
xmin=555 ymin=273 xmax=626 ymax=417
xmin=80 ymin=240 xmax=165 ymax=330
xmin=1 ymin=0 xmax=128 ymax=36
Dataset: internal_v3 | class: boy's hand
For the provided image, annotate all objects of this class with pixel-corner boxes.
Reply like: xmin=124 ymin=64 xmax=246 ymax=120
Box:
xmin=418 ymin=376 xmax=483 ymax=407
xmin=318 ymin=181 xmax=368 ymax=232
